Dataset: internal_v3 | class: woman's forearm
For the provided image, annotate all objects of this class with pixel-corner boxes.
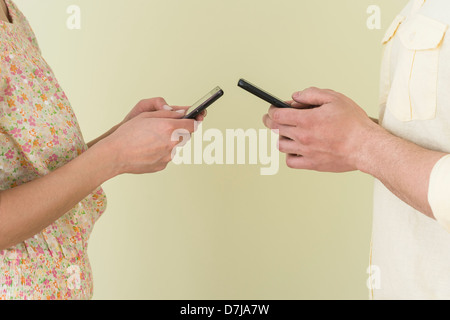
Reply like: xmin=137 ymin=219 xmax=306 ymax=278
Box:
xmin=0 ymin=139 xmax=118 ymax=250
xmin=87 ymin=123 xmax=121 ymax=148
xmin=0 ymin=107 xmax=196 ymax=250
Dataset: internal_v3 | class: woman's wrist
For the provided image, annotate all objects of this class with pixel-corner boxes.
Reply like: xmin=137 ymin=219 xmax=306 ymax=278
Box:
xmin=86 ymin=122 xmax=122 ymax=149
xmin=85 ymin=136 xmax=123 ymax=183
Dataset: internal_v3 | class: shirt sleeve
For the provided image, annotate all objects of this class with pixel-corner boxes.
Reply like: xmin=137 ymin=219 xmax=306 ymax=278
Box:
xmin=428 ymin=154 xmax=450 ymax=232
xmin=12 ymin=1 xmax=42 ymax=54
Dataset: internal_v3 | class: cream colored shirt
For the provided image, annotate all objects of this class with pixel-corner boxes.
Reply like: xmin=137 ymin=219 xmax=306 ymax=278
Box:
xmin=372 ymin=0 xmax=450 ymax=299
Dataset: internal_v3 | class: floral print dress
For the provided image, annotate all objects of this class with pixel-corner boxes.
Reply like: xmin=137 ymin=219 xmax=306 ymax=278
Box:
xmin=0 ymin=0 xmax=107 ymax=299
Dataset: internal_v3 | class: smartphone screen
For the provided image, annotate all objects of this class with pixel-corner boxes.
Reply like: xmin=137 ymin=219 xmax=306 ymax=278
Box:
xmin=183 ymin=86 xmax=224 ymax=119
xmin=237 ymin=79 xmax=291 ymax=109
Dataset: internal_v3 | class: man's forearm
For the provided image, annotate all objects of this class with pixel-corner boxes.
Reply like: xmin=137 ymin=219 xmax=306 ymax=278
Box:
xmin=357 ymin=127 xmax=447 ymax=219
xmin=265 ymin=87 xmax=446 ymax=219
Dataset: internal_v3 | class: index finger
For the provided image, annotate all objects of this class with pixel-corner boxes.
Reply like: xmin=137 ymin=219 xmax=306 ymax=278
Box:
xmin=140 ymin=110 xmax=186 ymax=120
xmin=267 ymin=105 xmax=300 ymax=126
xmin=172 ymin=105 xmax=207 ymax=122
xmin=139 ymin=97 xmax=168 ymax=112
xmin=169 ymin=105 xmax=191 ymax=112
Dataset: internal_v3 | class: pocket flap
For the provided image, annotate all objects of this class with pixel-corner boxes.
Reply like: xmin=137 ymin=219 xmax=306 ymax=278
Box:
xmin=399 ymin=14 xmax=447 ymax=50
xmin=382 ymin=15 xmax=406 ymax=45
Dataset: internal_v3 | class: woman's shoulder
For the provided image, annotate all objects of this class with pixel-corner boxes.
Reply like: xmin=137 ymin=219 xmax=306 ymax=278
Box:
xmin=4 ymin=0 xmax=42 ymax=54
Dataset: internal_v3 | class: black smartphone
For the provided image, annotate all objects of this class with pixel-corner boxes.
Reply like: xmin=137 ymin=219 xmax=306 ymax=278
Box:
xmin=183 ymin=86 xmax=224 ymax=119
xmin=237 ymin=79 xmax=291 ymax=109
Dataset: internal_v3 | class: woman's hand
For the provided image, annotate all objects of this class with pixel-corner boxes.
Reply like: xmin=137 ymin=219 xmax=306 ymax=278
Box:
xmin=87 ymin=97 xmax=206 ymax=148
xmin=101 ymin=109 xmax=196 ymax=175
xmin=121 ymin=97 xmax=207 ymax=125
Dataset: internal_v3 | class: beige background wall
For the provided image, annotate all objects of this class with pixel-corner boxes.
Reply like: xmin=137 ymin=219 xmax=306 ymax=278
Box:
xmin=15 ymin=0 xmax=408 ymax=299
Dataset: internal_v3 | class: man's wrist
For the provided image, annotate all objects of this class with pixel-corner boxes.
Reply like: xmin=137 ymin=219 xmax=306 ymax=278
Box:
xmin=353 ymin=124 xmax=392 ymax=175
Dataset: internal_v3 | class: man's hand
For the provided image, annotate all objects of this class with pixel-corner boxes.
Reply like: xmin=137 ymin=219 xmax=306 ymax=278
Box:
xmin=263 ymin=87 xmax=382 ymax=172
xmin=263 ymin=86 xmax=447 ymax=218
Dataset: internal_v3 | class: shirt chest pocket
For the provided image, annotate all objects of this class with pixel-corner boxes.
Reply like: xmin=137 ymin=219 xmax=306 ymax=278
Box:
xmin=386 ymin=14 xmax=447 ymax=122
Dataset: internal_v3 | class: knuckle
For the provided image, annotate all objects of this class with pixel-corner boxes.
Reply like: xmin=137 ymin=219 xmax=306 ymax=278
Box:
xmin=270 ymin=120 xmax=279 ymax=130
xmin=164 ymin=154 xmax=173 ymax=163
xmin=298 ymin=133 xmax=312 ymax=146
xmin=327 ymin=90 xmax=341 ymax=102
xmin=155 ymin=162 xmax=168 ymax=172
xmin=182 ymin=120 xmax=195 ymax=132
xmin=164 ymin=122 xmax=176 ymax=133
xmin=162 ymin=141 xmax=172 ymax=152
xmin=272 ymin=109 xmax=281 ymax=121
xmin=326 ymin=89 xmax=337 ymax=95
xmin=169 ymin=140 xmax=180 ymax=150
xmin=305 ymin=86 xmax=319 ymax=95
xmin=279 ymin=144 xmax=290 ymax=154
xmin=154 ymin=97 xmax=165 ymax=104
xmin=168 ymin=139 xmax=178 ymax=147
xmin=292 ymin=129 xmax=302 ymax=141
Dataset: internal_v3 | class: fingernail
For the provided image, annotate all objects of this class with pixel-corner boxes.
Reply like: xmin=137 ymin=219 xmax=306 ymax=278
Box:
xmin=176 ymin=109 xmax=186 ymax=114
xmin=163 ymin=105 xmax=173 ymax=111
